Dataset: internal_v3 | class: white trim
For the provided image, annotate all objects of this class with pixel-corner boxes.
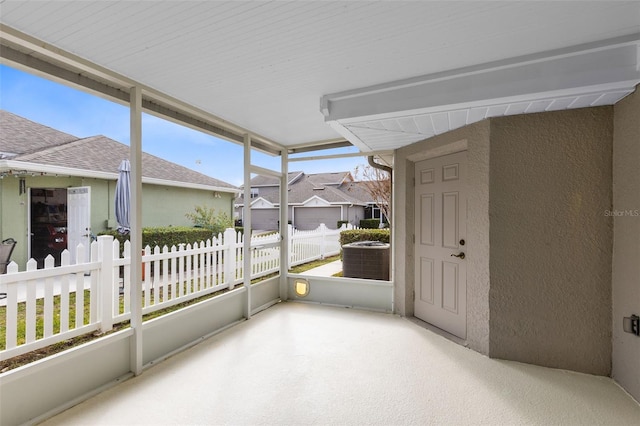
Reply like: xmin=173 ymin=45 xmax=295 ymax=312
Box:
xmin=322 ymin=33 xmax=640 ymax=116
xmin=249 ymin=165 xmax=282 ymax=179
xmin=301 ymin=196 xmax=332 ymax=207
xmin=289 ymin=150 xmax=393 ymax=162
xmin=250 ymin=197 xmax=275 ymax=209
xmin=321 ymin=34 xmax=640 ymax=152
xmin=0 ymin=160 xmax=239 ymax=194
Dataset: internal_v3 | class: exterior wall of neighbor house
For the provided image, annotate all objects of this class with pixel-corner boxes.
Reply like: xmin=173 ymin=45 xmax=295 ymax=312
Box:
xmin=250 ymin=208 xmax=279 ymax=231
xmin=612 ymin=87 xmax=640 ymax=401
xmin=394 ymin=120 xmax=491 ymax=355
xmin=293 ymin=206 xmax=341 ymax=230
xmin=139 ymin=184 xmax=233 ymax=228
xmin=238 ymin=204 xmax=365 ymax=231
xmin=489 ymin=107 xmax=613 ymax=376
xmin=344 ymin=205 xmax=364 ymax=227
xmin=0 ymin=175 xmax=87 ymax=268
xmin=1 ymin=175 xmax=234 ymax=269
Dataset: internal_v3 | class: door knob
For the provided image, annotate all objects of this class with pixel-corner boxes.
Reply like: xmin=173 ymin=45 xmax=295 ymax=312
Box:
xmin=451 ymin=252 xmax=465 ymax=259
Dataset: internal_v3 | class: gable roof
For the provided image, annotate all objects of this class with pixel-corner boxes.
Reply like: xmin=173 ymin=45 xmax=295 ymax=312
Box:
xmin=339 ymin=181 xmax=379 ymax=204
xmin=307 ymin=172 xmax=352 ymax=187
xmin=0 ymin=110 xmax=237 ymax=192
xmin=235 ymin=172 xmax=377 ymax=207
xmin=0 ymin=110 xmax=78 ymax=158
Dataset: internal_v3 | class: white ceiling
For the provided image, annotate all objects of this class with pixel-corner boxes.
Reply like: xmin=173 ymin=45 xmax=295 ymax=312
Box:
xmin=1 ymin=1 xmax=639 ymax=152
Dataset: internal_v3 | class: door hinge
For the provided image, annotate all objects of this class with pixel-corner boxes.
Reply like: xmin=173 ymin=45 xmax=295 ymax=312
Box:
xmin=412 ymin=234 xmax=415 ymax=244
xmin=413 ymin=290 xmax=416 ymax=301
xmin=412 ymin=177 xmax=415 ymax=187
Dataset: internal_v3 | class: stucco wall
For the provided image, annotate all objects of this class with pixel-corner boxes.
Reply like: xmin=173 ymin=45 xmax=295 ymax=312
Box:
xmin=488 ymin=107 xmax=613 ymax=375
xmin=140 ymin=184 xmax=233 ymax=228
xmin=344 ymin=205 xmax=365 ymax=227
xmin=394 ymin=120 xmax=491 ymax=355
xmin=612 ymin=87 xmax=640 ymax=401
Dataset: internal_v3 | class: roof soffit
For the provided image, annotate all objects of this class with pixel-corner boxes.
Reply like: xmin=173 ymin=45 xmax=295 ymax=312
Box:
xmin=322 ymin=34 xmax=640 ymax=151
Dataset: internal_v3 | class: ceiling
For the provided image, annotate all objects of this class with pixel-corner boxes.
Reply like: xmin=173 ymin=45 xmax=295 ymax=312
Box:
xmin=1 ymin=1 xmax=639 ymax=153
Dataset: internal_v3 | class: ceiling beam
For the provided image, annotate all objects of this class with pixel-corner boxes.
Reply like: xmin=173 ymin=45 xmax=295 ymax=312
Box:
xmin=321 ymin=33 xmax=640 ymax=124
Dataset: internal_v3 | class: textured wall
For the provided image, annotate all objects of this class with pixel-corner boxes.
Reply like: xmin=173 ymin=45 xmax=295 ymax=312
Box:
xmin=489 ymin=107 xmax=613 ymax=375
xmin=141 ymin=184 xmax=234 ymax=228
xmin=612 ymin=87 xmax=640 ymax=401
xmin=394 ymin=120 xmax=491 ymax=354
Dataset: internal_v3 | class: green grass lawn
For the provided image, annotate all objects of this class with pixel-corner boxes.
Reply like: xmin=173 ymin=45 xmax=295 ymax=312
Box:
xmin=0 ymin=290 xmax=97 ymax=351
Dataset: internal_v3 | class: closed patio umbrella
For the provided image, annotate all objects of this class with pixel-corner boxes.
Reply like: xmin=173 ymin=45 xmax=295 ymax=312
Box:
xmin=114 ymin=159 xmax=131 ymax=235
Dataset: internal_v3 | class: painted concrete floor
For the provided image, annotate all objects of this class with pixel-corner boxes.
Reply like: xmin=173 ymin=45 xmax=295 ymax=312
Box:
xmin=42 ymin=302 xmax=639 ymax=425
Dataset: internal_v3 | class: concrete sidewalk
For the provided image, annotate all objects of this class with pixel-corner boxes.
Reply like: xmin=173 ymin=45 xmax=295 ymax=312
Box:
xmin=299 ymin=259 xmax=342 ymax=277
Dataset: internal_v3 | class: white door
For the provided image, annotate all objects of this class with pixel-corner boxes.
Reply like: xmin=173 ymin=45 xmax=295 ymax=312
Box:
xmin=414 ymin=151 xmax=467 ymax=339
xmin=67 ymin=186 xmax=91 ymax=263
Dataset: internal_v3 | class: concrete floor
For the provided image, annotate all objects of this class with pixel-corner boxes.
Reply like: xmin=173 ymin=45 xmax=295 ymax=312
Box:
xmin=42 ymin=302 xmax=639 ymax=425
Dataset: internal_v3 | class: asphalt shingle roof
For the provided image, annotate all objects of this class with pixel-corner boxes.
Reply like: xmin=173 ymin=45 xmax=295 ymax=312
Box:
xmin=235 ymin=172 xmax=375 ymax=206
xmin=1 ymin=110 xmax=236 ymax=189
xmin=249 ymin=171 xmax=303 ymax=187
xmin=307 ymin=172 xmax=351 ymax=186
xmin=0 ymin=110 xmax=77 ymax=158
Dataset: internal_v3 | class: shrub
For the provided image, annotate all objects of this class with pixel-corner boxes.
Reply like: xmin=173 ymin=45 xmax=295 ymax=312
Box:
xmin=337 ymin=220 xmax=350 ymax=229
xmin=359 ymin=219 xmax=381 ymax=229
xmin=185 ymin=206 xmax=233 ymax=235
xmin=99 ymin=226 xmax=215 ymax=255
xmin=339 ymin=229 xmax=390 ymax=246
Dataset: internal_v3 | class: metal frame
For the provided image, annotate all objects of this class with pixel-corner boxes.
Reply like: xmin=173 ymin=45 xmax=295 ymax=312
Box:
xmin=0 ymin=24 xmax=397 ymax=426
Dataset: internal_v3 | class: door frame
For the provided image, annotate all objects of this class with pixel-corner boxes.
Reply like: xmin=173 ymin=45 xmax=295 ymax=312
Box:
xmin=413 ymin=150 xmax=468 ymax=339
xmin=393 ymin=126 xmax=491 ymax=354
xmin=67 ymin=186 xmax=92 ymax=263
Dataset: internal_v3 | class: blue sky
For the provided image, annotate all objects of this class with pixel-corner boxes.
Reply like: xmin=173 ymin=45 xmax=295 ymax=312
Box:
xmin=0 ymin=65 xmax=365 ymax=186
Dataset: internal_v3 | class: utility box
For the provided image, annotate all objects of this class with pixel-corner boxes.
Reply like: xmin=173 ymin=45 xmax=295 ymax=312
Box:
xmin=342 ymin=241 xmax=390 ymax=281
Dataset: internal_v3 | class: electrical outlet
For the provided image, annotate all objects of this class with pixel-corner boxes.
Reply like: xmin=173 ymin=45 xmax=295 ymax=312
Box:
xmin=623 ymin=315 xmax=639 ymax=336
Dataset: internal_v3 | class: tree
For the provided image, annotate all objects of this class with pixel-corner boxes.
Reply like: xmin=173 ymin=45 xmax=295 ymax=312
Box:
xmin=354 ymin=163 xmax=392 ymax=225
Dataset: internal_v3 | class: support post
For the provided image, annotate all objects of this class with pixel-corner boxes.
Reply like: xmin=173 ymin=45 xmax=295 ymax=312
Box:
xmin=279 ymin=149 xmax=289 ymax=300
xmin=98 ymin=235 xmax=114 ymax=333
xmin=129 ymin=85 xmax=143 ymax=375
xmin=243 ymin=134 xmax=252 ymax=318
xmin=224 ymin=228 xmax=236 ymax=289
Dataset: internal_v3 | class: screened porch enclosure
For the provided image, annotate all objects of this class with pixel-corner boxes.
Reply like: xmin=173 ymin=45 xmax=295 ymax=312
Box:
xmin=1 ymin=3 xmax=639 ymax=424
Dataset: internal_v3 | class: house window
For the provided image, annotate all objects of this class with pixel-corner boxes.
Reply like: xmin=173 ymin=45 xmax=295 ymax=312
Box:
xmin=365 ymin=205 xmax=381 ymax=219
xmin=251 ymin=188 xmax=259 ymax=198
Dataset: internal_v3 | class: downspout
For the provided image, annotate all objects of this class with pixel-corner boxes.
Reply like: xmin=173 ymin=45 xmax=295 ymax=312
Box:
xmin=367 ymin=156 xmax=392 ymax=224
xmin=367 ymin=156 xmax=392 ymax=175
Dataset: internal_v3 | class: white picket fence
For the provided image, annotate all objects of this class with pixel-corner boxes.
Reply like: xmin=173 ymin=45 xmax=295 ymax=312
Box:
xmin=0 ymin=223 xmax=353 ymax=360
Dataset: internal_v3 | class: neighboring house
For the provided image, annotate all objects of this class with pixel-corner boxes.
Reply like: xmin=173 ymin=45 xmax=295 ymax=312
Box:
xmin=0 ymin=110 xmax=238 ymax=268
xmin=234 ymin=171 xmax=385 ymax=231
